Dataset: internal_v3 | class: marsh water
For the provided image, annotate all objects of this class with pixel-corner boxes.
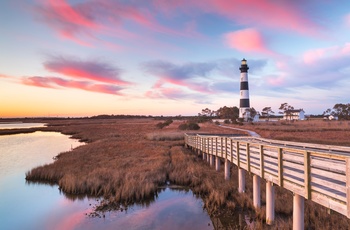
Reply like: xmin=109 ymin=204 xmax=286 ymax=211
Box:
xmin=0 ymin=123 xmax=216 ymax=230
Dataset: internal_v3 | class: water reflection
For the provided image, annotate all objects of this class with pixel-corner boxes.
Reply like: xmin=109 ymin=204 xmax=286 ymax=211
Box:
xmin=0 ymin=128 xmax=217 ymax=230
xmin=76 ymin=186 xmax=213 ymax=230
xmin=0 ymin=131 xmax=85 ymax=230
xmin=0 ymin=122 xmax=46 ymax=129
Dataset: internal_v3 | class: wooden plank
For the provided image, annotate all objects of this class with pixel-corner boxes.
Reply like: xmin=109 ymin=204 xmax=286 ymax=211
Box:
xmin=283 ymin=160 xmax=304 ymax=171
xmin=264 ymin=155 xmax=278 ymax=165
xmin=263 ymin=149 xmax=278 ymax=158
xmin=251 ymin=167 xmax=260 ymax=176
xmin=240 ymin=162 xmax=248 ymax=171
xmin=311 ymin=191 xmax=347 ymax=217
xmin=311 ymin=185 xmax=346 ymax=203
xmin=311 ymin=157 xmax=345 ymax=173
xmin=250 ymin=158 xmax=260 ymax=165
xmin=282 ymin=152 xmax=304 ymax=163
xmin=310 ymin=167 xmax=346 ymax=183
xmin=278 ymin=148 xmax=283 ymax=187
xmin=305 ymin=151 xmax=311 ymax=199
xmin=283 ymin=180 xmax=305 ymax=197
xmin=264 ymin=161 xmax=278 ymax=172
xmin=264 ymin=167 xmax=278 ymax=177
xmin=311 ymin=176 xmax=346 ymax=194
xmin=264 ymin=171 xmax=279 ymax=184
xmin=283 ymin=168 xmax=304 ymax=179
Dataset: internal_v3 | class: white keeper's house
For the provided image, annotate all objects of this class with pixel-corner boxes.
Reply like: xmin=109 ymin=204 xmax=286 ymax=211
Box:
xmin=283 ymin=109 xmax=305 ymax=120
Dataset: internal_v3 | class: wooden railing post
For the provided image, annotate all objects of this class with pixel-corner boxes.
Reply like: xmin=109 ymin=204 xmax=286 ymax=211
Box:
xmin=260 ymin=145 xmax=264 ymax=179
xmin=221 ymin=137 xmax=223 ymax=157
xmin=224 ymin=137 xmax=227 ymax=159
xmin=236 ymin=142 xmax=240 ymax=168
xmin=230 ymin=139 xmax=233 ymax=162
xmin=247 ymin=143 xmax=251 ymax=173
xmin=346 ymin=158 xmax=350 ymax=218
xmin=278 ymin=148 xmax=283 ymax=187
xmin=304 ymin=151 xmax=311 ymax=199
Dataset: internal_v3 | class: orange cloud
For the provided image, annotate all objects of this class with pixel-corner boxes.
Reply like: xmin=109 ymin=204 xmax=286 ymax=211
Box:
xmin=224 ymin=28 xmax=274 ymax=55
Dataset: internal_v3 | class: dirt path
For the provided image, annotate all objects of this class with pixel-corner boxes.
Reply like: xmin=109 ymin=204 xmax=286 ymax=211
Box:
xmin=218 ymin=125 xmax=261 ymax=137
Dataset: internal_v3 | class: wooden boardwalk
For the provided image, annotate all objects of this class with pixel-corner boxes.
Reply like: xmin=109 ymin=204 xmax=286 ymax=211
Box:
xmin=184 ymin=133 xmax=350 ymax=229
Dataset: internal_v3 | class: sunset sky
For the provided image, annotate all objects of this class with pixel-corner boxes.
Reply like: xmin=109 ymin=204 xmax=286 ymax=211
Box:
xmin=1 ymin=0 xmax=350 ymax=117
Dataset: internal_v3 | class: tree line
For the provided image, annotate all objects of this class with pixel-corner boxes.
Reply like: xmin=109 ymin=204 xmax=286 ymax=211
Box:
xmin=198 ymin=102 xmax=350 ymax=122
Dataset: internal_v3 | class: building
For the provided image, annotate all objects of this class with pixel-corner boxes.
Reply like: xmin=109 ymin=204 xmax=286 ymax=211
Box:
xmin=283 ymin=109 xmax=305 ymax=120
xmin=239 ymin=59 xmax=250 ymax=121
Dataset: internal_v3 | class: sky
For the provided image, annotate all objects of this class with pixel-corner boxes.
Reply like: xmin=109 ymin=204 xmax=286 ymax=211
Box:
xmin=1 ymin=0 xmax=350 ymax=117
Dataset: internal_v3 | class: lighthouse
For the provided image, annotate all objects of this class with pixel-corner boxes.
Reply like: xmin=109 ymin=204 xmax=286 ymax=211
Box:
xmin=239 ymin=58 xmax=250 ymax=120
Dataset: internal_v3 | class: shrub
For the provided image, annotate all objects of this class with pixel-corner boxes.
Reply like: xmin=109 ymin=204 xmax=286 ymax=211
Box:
xmin=188 ymin=122 xmax=200 ymax=130
xmin=215 ymin=121 xmax=220 ymax=125
xmin=224 ymin=119 xmax=231 ymax=124
xmin=178 ymin=123 xmax=188 ymax=130
xmin=178 ymin=122 xmax=200 ymax=130
xmin=156 ymin=119 xmax=173 ymax=129
xmin=156 ymin=122 xmax=166 ymax=129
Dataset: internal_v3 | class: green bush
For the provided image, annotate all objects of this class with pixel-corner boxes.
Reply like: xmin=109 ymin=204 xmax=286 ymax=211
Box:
xmin=224 ymin=119 xmax=231 ymax=124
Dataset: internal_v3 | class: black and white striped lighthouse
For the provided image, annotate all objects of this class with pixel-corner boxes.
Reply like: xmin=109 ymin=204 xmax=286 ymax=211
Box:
xmin=239 ymin=58 xmax=250 ymax=120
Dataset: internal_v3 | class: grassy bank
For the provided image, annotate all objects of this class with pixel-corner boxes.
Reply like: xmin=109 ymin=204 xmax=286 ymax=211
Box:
xmin=23 ymin=118 xmax=350 ymax=229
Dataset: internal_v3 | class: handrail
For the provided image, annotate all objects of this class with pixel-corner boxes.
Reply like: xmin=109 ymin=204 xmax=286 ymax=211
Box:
xmin=184 ymin=133 xmax=350 ymax=218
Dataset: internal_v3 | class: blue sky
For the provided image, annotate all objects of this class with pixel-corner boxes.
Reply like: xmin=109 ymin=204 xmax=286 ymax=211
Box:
xmin=1 ymin=0 xmax=350 ymax=117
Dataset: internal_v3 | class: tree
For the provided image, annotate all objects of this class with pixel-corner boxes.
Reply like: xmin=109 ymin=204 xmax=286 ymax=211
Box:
xmin=279 ymin=103 xmax=294 ymax=120
xmin=323 ymin=103 xmax=350 ymax=120
xmin=200 ymin=108 xmax=215 ymax=117
xmin=262 ymin=107 xmax=275 ymax=121
xmin=216 ymin=106 xmax=239 ymax=121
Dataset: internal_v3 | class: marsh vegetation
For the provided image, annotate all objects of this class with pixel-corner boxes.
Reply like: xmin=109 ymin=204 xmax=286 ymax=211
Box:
xmin=22 ymin=118 xmax=350 ymax=229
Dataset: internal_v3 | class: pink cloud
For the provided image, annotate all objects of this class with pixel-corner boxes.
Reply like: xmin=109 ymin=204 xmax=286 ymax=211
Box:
xmin=43 ymin=56 xmax=129 ymax=85
xmin=266 ymin=75 xmax=286 ymax=87
xmin=303 ymin=44 xmax=350 ymax=64
xmin=22 ymin=76 xmax=124 ymax=95
xmin=32 ymin=0 xmax=192 ymax=47
xmin=224 ymin=28 xmax=274 ymax=55
xmin=153 ymin=0 xmax=320 ymax=35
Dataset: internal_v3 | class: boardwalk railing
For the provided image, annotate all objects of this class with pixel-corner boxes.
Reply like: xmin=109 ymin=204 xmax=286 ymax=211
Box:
xmin=184 ymin=133 xmax=350 ymax=229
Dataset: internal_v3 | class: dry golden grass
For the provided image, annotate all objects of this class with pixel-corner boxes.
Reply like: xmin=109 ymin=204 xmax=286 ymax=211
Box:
xmin=23 ymin=118 xmax=350 ymax=229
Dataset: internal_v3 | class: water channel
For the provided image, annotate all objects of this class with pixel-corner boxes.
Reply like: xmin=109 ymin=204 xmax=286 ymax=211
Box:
xmin=0 ymin=123 xmax=217 ymax=230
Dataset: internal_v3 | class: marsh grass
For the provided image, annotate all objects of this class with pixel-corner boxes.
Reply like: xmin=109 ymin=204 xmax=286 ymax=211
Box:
xmin=146 ymin=132 xmax=184 ymax=141
xmin=23 ymin=118 xmax=350 ymax=229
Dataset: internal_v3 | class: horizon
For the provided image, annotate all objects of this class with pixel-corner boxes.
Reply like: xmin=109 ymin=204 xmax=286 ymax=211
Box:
xmin=1 ymin=1 xmax=350 ymax=118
